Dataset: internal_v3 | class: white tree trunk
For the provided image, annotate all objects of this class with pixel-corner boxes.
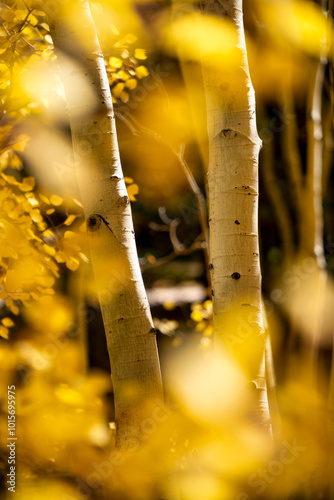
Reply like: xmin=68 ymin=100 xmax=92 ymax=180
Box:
xmin=47 ymin=0 xmax=163 ymax=447
xmin=201 ymin=0 xmax=270 ymax=429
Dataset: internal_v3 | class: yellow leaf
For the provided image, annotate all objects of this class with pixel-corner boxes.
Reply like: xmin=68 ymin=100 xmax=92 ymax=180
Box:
xmin=42 ymin=229 xmax=55 ymax=240
xmin=66 ymin=258 xmax=80 ymax=271
xmin=50 ymin=194 xmax=63 ymax=206
xmin=14 ymin=10 xmax=29 ymax=21
xmin=43 ymin=244 xmax=56 ymax=256
xmin=1 ymin=173 xmax=19 ymax=185
xmin=126 ymin=183 xmax=139 ymax=201
xmin=39 ymin=194 xmax=50 ymax=204
xmin=204 ymin=300 xmax=212 ymax=311
xmin=125 ymin=78 xmax=137 ymax=90
xmin=27 ymin=195 xmax=39 ymax=207
xmin=38 ymin=222 xmax=48 ymax=231
xmin=33 ymin=10 xmax=47 ymax=17
xmin=19 ymin=176 xmax=35 ymax=192
xmin=109 ymin=57 xmax=122 ymax=69
xmin=124 ymin=177 xmax=133 ymax=184
xmin=28 ymin=14 xmax=38 ymax=26
xmin=9 ymin=154 xmax=22 ymax=169
xmin=6 ymin=299 xmax=19 ymax=316
xmin=2 ymin=317 xmax=14 ymax=328
xmin=64 ymin=231 xmax=77 ymax=239
xmin=63 ymin=214 xmax=77 ymax=226
xmin=112 ymin=82 xmax=125 ymax=98
xmin=115 ymin=70 xmax=130 ymax=81
xmin=135 ymin=65 xmax=149 ymax=79
xmin=31 ymin=209 xmax=44 ymax=224
xmin=118 ymin=33 xmax=137 ymax=45
xmin=191 ymin=310 xmax=203 ymax=322
xmin=1 ymin=9 xmax=16 ymax=23
xmin=108 ymin=73 xmax=116 ymax=85
xmin=204 ymin=326 xmax=213 ymax=337
xmin=134 ymin=48 xmax=147 ymax=60
xmin=12 ymin=135 xmax=29 ymax=152
xmin=55 ymin=251 xmax=67 ymax=263
xmin=0 ymin=325 xmax=9 ymax=339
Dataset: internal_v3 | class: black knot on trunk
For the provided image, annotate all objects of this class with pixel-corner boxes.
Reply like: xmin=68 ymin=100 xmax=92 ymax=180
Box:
xmin=231 ymin=272 xmax=241 ymax=280
xmin=87 ymin=214 xmax=101 ymax=232
xmin=219 ymin=128 xmax=237 ymax=138
xmin=119 ymin=195 xmax=130 ymax=207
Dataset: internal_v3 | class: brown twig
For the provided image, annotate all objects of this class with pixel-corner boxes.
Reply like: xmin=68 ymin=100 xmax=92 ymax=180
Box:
xmin=115 ymin=109 xmax=211 ymax=286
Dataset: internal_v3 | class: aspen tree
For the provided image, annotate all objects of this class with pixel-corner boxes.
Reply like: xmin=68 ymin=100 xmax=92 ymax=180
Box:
xmin=46 ymin=0 xmax=163 ymax=447
xmin=200 ymin=0 xmax=271 ymax=429
xmin=297 ymin=55 xmax=327 ymax=382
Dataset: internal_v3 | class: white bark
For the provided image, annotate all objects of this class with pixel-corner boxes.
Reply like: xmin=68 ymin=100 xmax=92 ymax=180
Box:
xmin=47 ymin=0 xmax=163 ymax=447
xmin=201 ymin=0 xmax=270 ymax=428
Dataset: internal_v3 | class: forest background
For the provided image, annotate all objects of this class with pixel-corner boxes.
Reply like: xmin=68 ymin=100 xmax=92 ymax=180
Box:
xmin=1 ymin=1 xmax=334 ymax=499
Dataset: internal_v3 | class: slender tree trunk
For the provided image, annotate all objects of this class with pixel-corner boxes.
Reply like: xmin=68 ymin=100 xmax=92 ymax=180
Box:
xmin=264 ymin=323 xmax=281 ymax=442
xmin=301 ymin=59 xmax=326 ymax=267
xmin=299 ymin=56 xmax=327 ymax=381
xmin=47 ymin=0 xmax=163 ymax=448
xmin=200 ymin=0 xmax=270 ymax=430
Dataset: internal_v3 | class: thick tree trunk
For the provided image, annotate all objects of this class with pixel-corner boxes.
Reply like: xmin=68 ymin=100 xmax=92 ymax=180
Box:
xmin=201 ymin=0 xmax=270 ymax=429
xmin=47 ymin=0 xmax=163 ymax=448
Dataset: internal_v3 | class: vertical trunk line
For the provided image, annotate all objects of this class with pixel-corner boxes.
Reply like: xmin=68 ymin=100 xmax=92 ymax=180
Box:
xmin=201 ymin=0 xmax=271 ymax=431
xmin=47 ymin=0 xmax=163 ymax=448
xmin=300 ymin=55 xmax=327 ymax=389
xmin=302 ymin=59 xmax=326 ymax=266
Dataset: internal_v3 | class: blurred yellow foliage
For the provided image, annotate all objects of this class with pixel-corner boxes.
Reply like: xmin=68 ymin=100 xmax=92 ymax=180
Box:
xmin=165 ymin=13 xmax=239 ymax=69
xmin=259 ymin=0 xmax=328 ymax=57
xmin=0 ymin=1 xmax=333 ymax=500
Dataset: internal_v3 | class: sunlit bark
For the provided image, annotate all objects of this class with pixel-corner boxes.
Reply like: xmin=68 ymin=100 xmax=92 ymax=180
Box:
xmin=47 ymin=0 xmax=163 ymax=448
xmin=201 ymin=0 xmax=271 ymax=430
